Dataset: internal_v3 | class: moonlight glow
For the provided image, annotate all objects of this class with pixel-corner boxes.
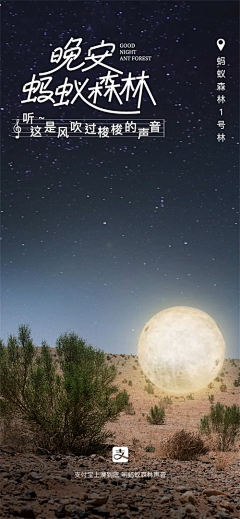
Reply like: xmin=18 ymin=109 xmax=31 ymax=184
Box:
xmin=138 ymin=306 xmax=226 ymax=394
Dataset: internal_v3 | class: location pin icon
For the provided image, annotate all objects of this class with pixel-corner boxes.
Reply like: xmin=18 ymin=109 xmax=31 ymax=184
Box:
xmin=217 ymin=39 xmax=225 ymax=52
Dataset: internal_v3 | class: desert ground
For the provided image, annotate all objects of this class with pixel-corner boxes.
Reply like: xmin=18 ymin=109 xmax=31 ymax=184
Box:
xmin=0 ymin=353 xmax=239 ymax=519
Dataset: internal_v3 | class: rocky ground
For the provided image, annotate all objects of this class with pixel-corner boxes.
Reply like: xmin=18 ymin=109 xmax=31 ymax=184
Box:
xmin=0 ymin=356 xmax=239 ymax=518
xmin=0 ymin=447 xmax=239 ymax=519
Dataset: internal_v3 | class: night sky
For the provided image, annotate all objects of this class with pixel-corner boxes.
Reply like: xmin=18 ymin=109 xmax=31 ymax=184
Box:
xmin=1 ymin=1 xmax=239 ymax=357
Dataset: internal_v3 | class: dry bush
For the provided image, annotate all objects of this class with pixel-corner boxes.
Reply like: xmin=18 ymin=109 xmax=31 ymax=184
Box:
xmin=158 ymin=396 xmax=173 ymax=408
xmin=0 ymin=415 xmax=34 ymax=453
xmin=124 ymin=402 xmax=135 ymax=415
xmin=131 ymin=437 xmax=141 ymax=453
xmin=203 ymin=432 xmax=223 ymax=452
xmin=214 ymin=452 xmax=237 ymax=471
xmin=161 ymin=429 xmax=208 ymax=460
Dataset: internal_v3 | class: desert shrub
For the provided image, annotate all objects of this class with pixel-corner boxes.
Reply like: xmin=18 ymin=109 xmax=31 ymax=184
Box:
xmin=132 ymin=437 xmax=140 ymax=450
xmin=0 ymin=413 xmax=35 ymax=453
xmin=233 ymin=377 xmax=240 ymax=387
xmin=220 ymin=372 xmax=225 ymax=377
xmin=128 ymin=380 xmax=132 ymax=386
xmin=158 ymin=396 xmax=172 ymax=409
xmin=220 ymin=383 xmax=227 ymax=392
xmin=200 ymin=402 xmax=240 ymax=451
xmin=147 ymin=405 xmax=165 ymax=424
xmin=208 ymin=394 xmax=215 ymax=404
xmin=162 ymin=430 xmax=208 ymax=460
xmin=214 ymin=377 xmax=220 ymax=382
xmin=230 ymin=359 xmax=237 ymax=367
xmin=124 ymin=402 xmax=135 ymax=415
xmin=214 ymin=452 xmax=237 ymax=471
xmin=142 ymin=412 xmax=145 ymax=416
xmin=106 ymin=355 xmax=111 ymax=361
xmin=208 ymin=382 xmax=214 ymax=389
xmin=122 ymin=379 xmax=128 ymax=383
xmin=0 ymin=326 xmax=129 ymax=455
xmin=186 ymin=393 xmax=194 ymax=400
xmin=144 ymin=383 xmax=154 ymax=394
xmin=132 ymin=365 xmax=137 ymax=370
xmin=145 ymin=444 xmax=155 ymax=452
xmin=163 ymin=395 xmax=172 ymax=406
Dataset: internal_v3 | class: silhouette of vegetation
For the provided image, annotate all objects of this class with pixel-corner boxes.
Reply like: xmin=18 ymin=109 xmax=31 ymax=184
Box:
xmin=0 ymin=325 xmax=129 ymax=455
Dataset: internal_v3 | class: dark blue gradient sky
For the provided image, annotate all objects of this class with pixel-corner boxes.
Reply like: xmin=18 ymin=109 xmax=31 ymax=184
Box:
xmin=1 ymin=1 xmax=239 ymax=357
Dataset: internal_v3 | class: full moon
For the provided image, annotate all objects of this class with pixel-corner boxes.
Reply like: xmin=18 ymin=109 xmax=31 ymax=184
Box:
xmin=138 ymin=306 xmax=225 ymax=394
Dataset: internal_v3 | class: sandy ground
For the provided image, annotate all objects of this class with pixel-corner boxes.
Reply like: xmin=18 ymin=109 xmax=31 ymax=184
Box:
xmin=104 ymin=356 xmax=240 ymax=448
